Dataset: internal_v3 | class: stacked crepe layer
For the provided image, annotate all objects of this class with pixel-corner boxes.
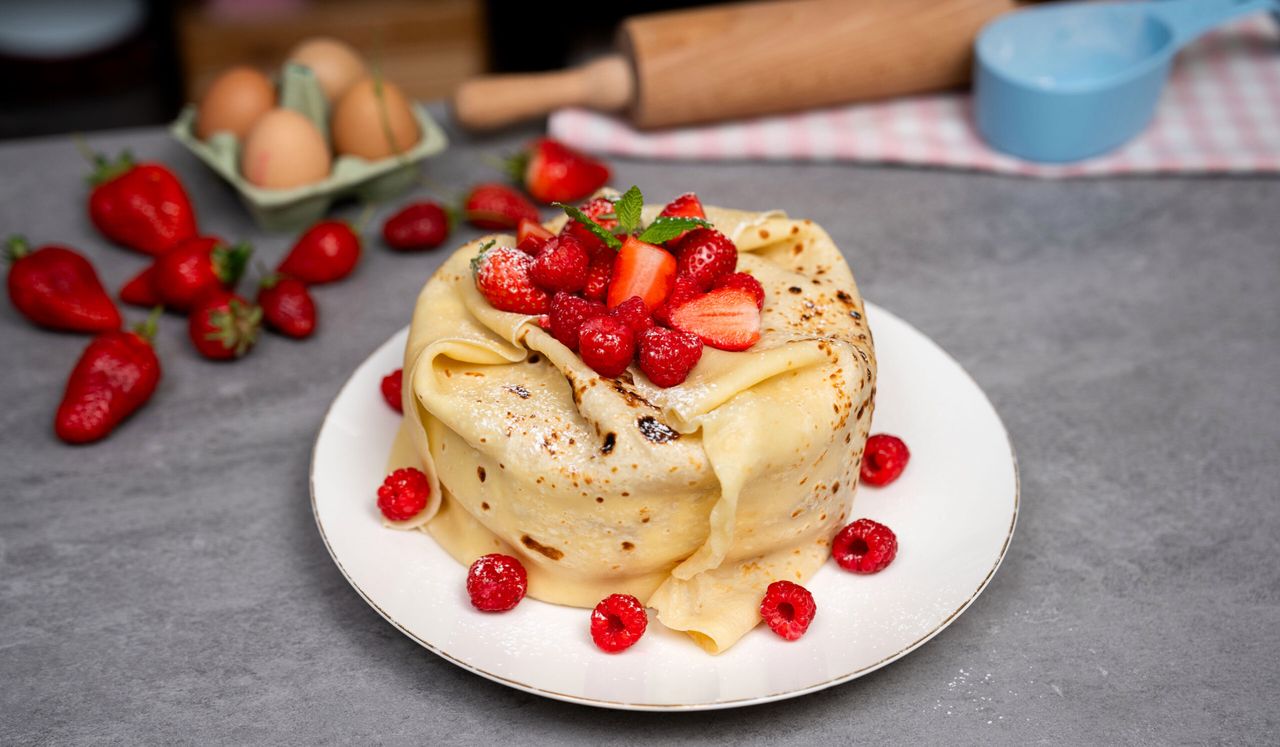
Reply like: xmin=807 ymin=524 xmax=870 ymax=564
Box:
xmin=387 ymin=204 xmax=876 ymax=653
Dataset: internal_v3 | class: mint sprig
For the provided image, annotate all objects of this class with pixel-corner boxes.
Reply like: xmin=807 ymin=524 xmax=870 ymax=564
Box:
xmin=554 ymin=203 xmax=622 ymax=250
xmin=637 ymin=216 xmax=711 ymax=245
xmin=613 ymin=185 xmax=643 ymax=235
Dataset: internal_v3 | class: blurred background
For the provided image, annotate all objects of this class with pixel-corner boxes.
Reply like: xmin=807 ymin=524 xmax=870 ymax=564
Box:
xmin=0 ymin=0 xmax=699 ymax=140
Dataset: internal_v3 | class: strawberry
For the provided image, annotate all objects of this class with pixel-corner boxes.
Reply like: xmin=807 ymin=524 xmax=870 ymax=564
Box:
xmin=652 ymin=274 xmax=702 ymax=327
xmin=472 ymin=244 xmax=549 ymax=314
xmin=516 ymin=218 xmax=554 ymax=255
xmin=610 ymin=295 xmax=655 ymax=337
xmin=277 ymin=220 xmax=361 ymax=284
xmin=607 ymin=235 xmax=676 ymax=311
xmin=715 ymin=272 xmax=765 ymax=309
xmin=668 ymin=286 xmax=762 ymax=352
xmin=576 ymin=315 xmax=634 ymax=378
xmin=85 ymin=150 xmax=197 ymax=256
xmin=546 ymin=291 xmax=605 ymax=350
xmin=188 ymin=291 xmax=261 ymax=360
xmin=55 ymin=311 xmax=161 ymax=444
xmin=657 ymin=192 xmax=706 ymax=245
xmin=529 ymin=234 xmax=589 ymax=293
xmin=464 ymin=183 xmax=539 ymax=230
xmin=6 ymin=235 xmax=121 ymax=332
xmin=257 ymin=274 xmax=316 ymax=338
xmin=151 ymin=236 xmax=250 ymax=313
xmin=512 ymin=138 xmax=610 ymax=205
xmin=583 ymin=257 xmax=613 ymax=302
xmin=119 ymin=265 xmax=161 ymax=308
xmin=638 ymin=326 xmax=703 ymax=388
xmin=674 ymin=228 xmax=737 ymax=290
xmin=560 ymin=196 xmax=617 ymax=260
xmin=383 ymin=202 xmax=450 ymax=251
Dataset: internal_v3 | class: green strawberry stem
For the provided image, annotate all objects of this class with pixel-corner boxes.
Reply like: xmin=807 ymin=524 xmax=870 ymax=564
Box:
xmin=353 ymin=203 xmax=376 ymax=234
xmin=205 ymin=299 xmax=262 ymax=358
xmin=489 ymin=151 xmax=528 ymax=185
xmin=133 ymin=306 xmax=163 ymax=341
xmin=5 ymin=235 xmax=30 ymax=263
xmin=212 ymin=242 xmax=253 ymax=285
xmin=72 ymin=134 xmax=134 ymax=186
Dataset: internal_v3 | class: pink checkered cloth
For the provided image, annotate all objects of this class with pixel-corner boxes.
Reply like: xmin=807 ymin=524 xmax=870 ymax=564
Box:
xmin=548 ymin=16 xmax=1280 ymax=177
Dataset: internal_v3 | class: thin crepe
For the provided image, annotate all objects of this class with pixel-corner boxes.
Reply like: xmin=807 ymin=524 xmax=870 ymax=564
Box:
xmin=386 ymin=203 xmax=876 ymax=653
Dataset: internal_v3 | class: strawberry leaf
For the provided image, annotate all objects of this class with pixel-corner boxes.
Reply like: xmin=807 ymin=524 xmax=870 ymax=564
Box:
xmin=554 ymin=203 xmax=622 ymax=250
xmin=637 ymin=217 xmax=711 ymax=245
xmin=613 ymin=185 xmax=643 ymax=235
xmin=469 ymin=239 xmax=497 ymax=275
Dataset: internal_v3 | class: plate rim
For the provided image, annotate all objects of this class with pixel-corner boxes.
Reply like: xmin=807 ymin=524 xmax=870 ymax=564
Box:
xmin=309 ymin=302 xmax=1020 ymax=711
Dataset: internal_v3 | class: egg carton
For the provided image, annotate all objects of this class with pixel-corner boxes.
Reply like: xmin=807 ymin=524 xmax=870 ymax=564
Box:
xmin=170 ymin=63 xmax=448 ymax=232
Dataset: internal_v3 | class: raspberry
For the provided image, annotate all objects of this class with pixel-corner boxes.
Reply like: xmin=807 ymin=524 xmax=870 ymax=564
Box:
xmin=473 ymin=245 xmax=549 ymax=315
xmin=674 ymin=228 xmax=737 ymax=290
xmin=381 ymin=368 xmax=404 ymax=413
xmin=638 ymin=326 xmax=702 ymax=388
xmin=376 ymin=467 xmax=430 ymax=521
xmin=610 ymin=295 xmax=655 ymax=337
xmin=832 ymin=518 xmax=898 ymax=574
xmin=577 ymin=315 xmax=635 ymax=378
xmin=715 ymin=272 xmax=765 ymax=309
xmin=860 ymin=434 xmax=910 ymax=486
xmin=590 ymin=593 xmax=648 ymax=652
xmin=466 ymin=553 xmax=528 ymax=612
xmin=530 ymin=234 xmax=590 ymax=293
xmin=547 ymin=291 xmax=606 ymax=351
xmin=583 ymin=258 xmax=613 ymax=302
xmin=759 ymin=580 xmax=816 ymax=641
xmin=652 ymin=275 xmax=702 ymax=326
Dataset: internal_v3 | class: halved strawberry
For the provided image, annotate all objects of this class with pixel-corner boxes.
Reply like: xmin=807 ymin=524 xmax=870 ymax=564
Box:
xmin=658 ymin=192 xmax=706 ymax=245
xmin=668 ymin=286 xmax=761 ymax=352
xmin=519 ymin=138 xmax=610 ymax=205
xmin=607 ymin=236 xmax=676 ymax=312
xmin=516 ymin=218 xmax=554 ymax=255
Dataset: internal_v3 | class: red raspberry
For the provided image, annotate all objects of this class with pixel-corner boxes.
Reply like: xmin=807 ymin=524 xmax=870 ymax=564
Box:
xmin=638 ymin=326 xmax=702 ymax=388
xmin=577 ymin=315 xmax=635 ymax=378
xmin=652 ymin=274 xmax=702 ymax=326
xmin=381 ymin=368 xmax=403 ymax=413
xmin=759 ymin=580 xmax=816 ymax=641
xmin=715 ymin=272 xmax=765 ymax=309
xmin=610 ymin=295 xmax=655 ymax=337
xmin=590 ymin=593 xmax=648 ymax=652
xmin=547 ymin=291 xmax=606 ymax=351
xmin=832 ymin=518 xmax=898 ymax=574
xmin=376 ymin=467 xmax=430 ymax=521
xmin=583 ymin=258 xmax=614 ymax=302
xmin=860 ymin=434 xmax=910 ymax=486
xmin=530 ymin=234 xmax=590 ymax=293
xmin=473 ymin=245 xmax=549 ymax=315
xmin=674 ymin=228 xmax=737 ymax=290
xmin=466 ymin=553 xmax=528 ymax=612
xmin=561 ymin=196 xmax=618 ymax=260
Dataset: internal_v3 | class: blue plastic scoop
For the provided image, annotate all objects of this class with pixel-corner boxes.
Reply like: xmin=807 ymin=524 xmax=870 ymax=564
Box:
xmin=974 ymin=0 xmax=1279 ymax=162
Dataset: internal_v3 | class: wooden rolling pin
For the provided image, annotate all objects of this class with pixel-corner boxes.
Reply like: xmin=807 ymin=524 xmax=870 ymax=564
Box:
xmin=453 ymin=0 xmax=1018 ymax=131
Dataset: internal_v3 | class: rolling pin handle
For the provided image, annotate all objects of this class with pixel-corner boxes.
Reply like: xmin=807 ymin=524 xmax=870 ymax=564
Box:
xmin=452 ymin=55 xmax=634 ymax=131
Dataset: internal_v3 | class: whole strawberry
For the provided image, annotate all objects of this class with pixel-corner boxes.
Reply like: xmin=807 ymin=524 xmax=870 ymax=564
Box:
xmin=511 ymin=138 xmax=610 ymax=205
xmin=119 ymin=265 xmax=161 ymax=308
xmin=657 ymin=192 xmax=707 ymax=245
xmin=674 ymin=228 xmax=738 ymax=290
xmin=152 ymin=236 xmax=250 ymax=313
xmin=188 ymin=291 xmax=261 ymax=360
xmin=278 ymin=220 xmax=361 ymax=284
xmin=473 ymin=244 xmax=549 ymax=314
xmin=560 ymin=196 xmax=617 ymax=260
xmin=464 ymin=183 xmax=539 ymax=230
xmin=383 ymin=202 xmax=450 ymax=251
xmin=6 ymin=235 xmax=121 ymax=332
xmin=86 ymin=150 xmax=197 ymax=256
xmin=257 ymin=274 xmax=316 ymax=338
xmin=55 ymin=311 xmax=161 ymax=444
xmin=529 ymin=234 xmax=589 ymax=293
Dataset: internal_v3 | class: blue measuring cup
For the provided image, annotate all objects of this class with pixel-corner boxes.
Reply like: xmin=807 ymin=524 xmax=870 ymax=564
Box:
xmin=973 ymin=0 xmax=1280 ymax=162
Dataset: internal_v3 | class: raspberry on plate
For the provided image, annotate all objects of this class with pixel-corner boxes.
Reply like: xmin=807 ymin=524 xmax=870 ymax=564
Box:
xmin=466 ymin=553 xmax=529 ymax=612
xmin=638 ymin=326 xmax=703 ymax=388
xmin=674 ymin=228 xmax=737 ymax=290
xmin=377 ymin=467 xmax=430 ymax=522
xmin=610 ymin=295 xmax=655 ymax=337
xmin=831 ymin=518 xmax=898 ymax=574
xmin=759 ymin=580 xmax=816 ymax=641
xmin=547 ymin=291 xmax=606 ymax=351
xmin=577 ymin=315 xmax=635 ymax=378
xmin=583 ymin=258 xmax=613 ymax=302
xmin=530 ymin=234 xmax=590 ymax=293
xmin=381 ymin=368 xmax=403 ymax=413
xmin=590 ymin=593 xmax=648 ymax=652
xmin=861 ymin=434 xmax=910 ymax=486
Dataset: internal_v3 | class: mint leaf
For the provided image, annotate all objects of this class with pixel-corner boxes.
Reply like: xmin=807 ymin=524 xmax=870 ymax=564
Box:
xmin=554 ymin=203 xmax=622 ymax=250
xmin=637 ymin=216 xmax=711 ymax=245
xmin=613 ymin=185 xmax=643 ymax=235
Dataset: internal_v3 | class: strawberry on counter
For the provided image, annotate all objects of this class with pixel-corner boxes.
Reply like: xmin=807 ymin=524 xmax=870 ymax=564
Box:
xmin=6 ymin=235 xmax=121 ymax=333
xmin=277 ymin=220 xmax=362 ymax=284
xmin=55 ymin=310 xmax=162 ymax=444
xmin=85 ymin=149 xmax=198 ymax=256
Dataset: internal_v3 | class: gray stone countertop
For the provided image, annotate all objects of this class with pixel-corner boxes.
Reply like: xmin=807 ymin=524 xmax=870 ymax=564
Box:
xmin=1 ymin=106 xmax=1277 ymax=744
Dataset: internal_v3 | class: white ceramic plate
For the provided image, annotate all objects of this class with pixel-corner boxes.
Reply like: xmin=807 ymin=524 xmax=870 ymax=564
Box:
xmin=311 ymin=303 xmax=1018 ymax=711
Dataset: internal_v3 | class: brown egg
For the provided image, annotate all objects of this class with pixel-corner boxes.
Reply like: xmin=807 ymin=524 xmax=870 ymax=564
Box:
xmin=240 ymin=108 xmax=331 ymax=189
xmin=331 ymin=77 xmax=421 ymax=161
xmin=196 ymin=66 xmax=276 ymax=141
xmin=287 ymin=37 xmax=367 ymax=103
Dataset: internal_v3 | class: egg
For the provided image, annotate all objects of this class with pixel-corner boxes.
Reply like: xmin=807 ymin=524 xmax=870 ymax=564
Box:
xmin=240 ymin=108 xmax=332 ymax=189
xmin=331 ymin=77 xmax=421 ymax=161
xmin=287 ymin=37 xmax=367 ymax=103
xmin=196 ymin=66 xmax=276 ymax=141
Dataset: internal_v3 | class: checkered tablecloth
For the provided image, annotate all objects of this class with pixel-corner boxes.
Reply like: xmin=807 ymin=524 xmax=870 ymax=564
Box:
xmin=549 ymin=15 xmax=1280 ymax=177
